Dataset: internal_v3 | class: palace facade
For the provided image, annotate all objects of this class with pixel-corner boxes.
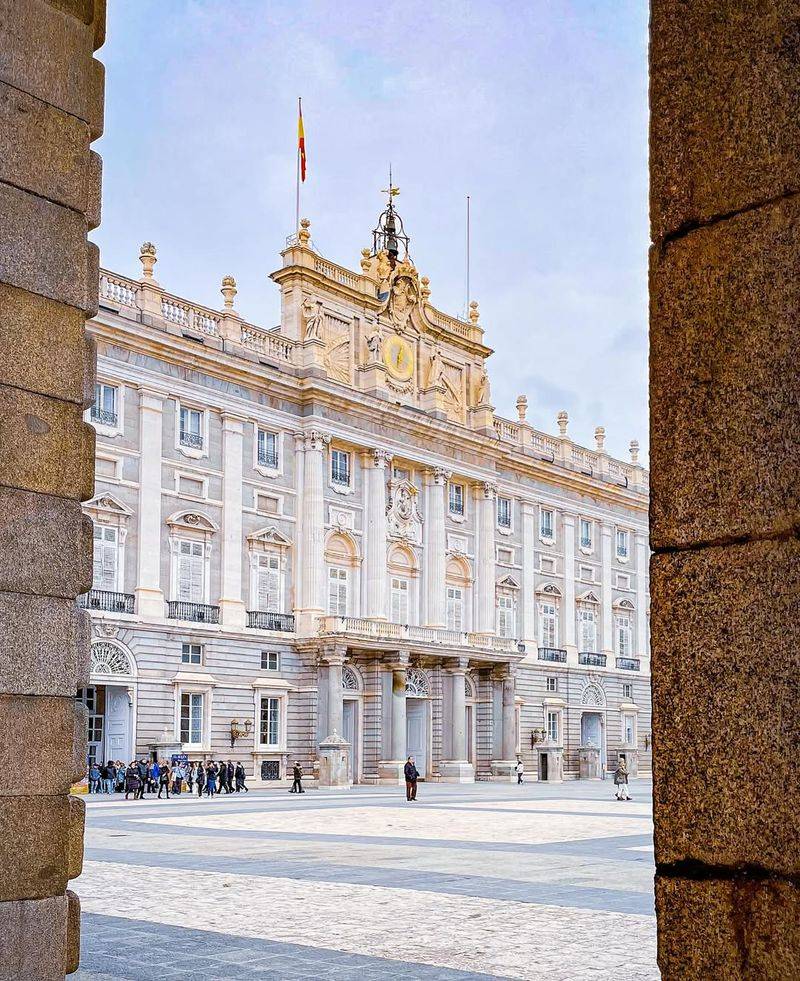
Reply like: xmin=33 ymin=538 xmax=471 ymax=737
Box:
xmin=81 ymin=199 xmax=651 ymax=785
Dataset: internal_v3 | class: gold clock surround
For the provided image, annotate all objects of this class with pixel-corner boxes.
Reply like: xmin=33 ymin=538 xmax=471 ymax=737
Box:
xmin=383 ymin=335 xmax=414 ymax=382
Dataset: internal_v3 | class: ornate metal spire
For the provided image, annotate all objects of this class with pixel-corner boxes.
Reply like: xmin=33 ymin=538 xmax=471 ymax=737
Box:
xmin=372 ymin=165 xmax=410 ymax=264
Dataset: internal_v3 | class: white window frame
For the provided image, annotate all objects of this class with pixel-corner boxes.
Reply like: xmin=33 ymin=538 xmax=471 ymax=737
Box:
xmin=261 ymin=651 xmax=280 ymax=671
xmin=258 ymin=694 xmax=283 ymax=749
xmin=547 ymin=709 xmax=560 ymax=744
xmin=577 ymin=605 xmax=598 ymax=653
xmin=178 ymin=690 xmax=205 ymax=748
xmin=92 ymin=523 xmax=121 ymax=593
xmin=615 ymin=528 xmax=631 ymax=562
xmin=579 ymin=517 xmax=594 ymax=553
xmin=546 ymin=676 xmax=558 ymax=693
xmin=448 ymin=482 xmax=465 ymax=519
xmin=622 ymin=712 xmax=637 ymax=746
xmin=171 ymin=537 xmax=211 ymax=605
xmin=175 ymin=400 xmax=207 ymax=459
xmin=538 ymin=601 xmax=559 ymax=648
xmin=496 ymin=593 xmax=515 ymax=639
xmin=251 ymin=550 xmax=284 ymax=614
xmin=327 ymin=566 xmax=349 ymax=616
xmin=89 ymin=381 xmax=123 ymax=437
xmin=181 ymin=642 xmax=203 ymax=665
xmin=446 ymin=585 xmax=464 ymax=632
xmin=615 ymin=613 xmax=634 ymax=658
xmin=496 ymin=496 xmax=513 ymax=532
xmin=254 ymin=425 xmax=282 ymax=476
xmin=623 ymin=682 xmax=633 ymax=700
xmin=390 ymin=575 xmax=410 ymax=625
xmin=539 ymin=507 xmax=555 ymax=543
xmin=329 ymin=448 xmax=352 ymax=492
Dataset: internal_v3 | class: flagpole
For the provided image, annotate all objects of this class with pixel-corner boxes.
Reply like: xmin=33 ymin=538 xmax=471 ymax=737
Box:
xmin=465 ymin=194 xmax=471 ymax=318
xmin=295 ymin=97 xmax=301 ymax=234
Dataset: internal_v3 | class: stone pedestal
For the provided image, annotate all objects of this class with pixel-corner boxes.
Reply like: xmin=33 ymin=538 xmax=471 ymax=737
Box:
xmin=149 ymin=739 xmax=182 ymax=762
xmin=538 ymin=747 xmax=563 ymax=782
xmin=578 ymin=745 xmax=602 ymax=780
xmin=618 ymin=748 xmax=639 ymax=778
xmin=318 ymin=732 xmax=351 ymax=790
xmin=439 ymin=760 xmax=475 ymax=783
xmin=377 ymin=760 xmax=406 ymax=785
xmin=489 ymin=760 xmax=517 ymax=782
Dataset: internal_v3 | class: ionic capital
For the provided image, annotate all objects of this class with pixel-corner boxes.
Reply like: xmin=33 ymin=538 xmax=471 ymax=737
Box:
xmin=369 ymin=448 xmax=394 ymax=469
xmin=304 ymin=429 xmax=331 ymax=452
xmin=474 ymin=480 xmax=497 ymax=500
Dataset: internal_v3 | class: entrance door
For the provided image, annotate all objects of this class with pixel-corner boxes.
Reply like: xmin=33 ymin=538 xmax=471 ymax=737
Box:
xmin=581 ymin=712 xmax=605 ymax=767
xmin=78 ymin=686 xmax=104 ymax=764
xmin=406 ymin=698 xmax=427 ymax=778
xmin=342 ymin=698 xmax=359 ymax=782
xmin=105 ymin=685 xmax=131 ymax=762
xmin=466 ymin=704 xmax=475 ymax=766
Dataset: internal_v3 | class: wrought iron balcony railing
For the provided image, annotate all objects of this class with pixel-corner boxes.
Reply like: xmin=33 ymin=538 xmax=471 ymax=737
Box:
xmin=90 ymin=407 xmax=118 ymax=427
xmin=538 ymin=647 xmax=567 ymax=662
xmin=579 ymin=652 xmax=607 ymax=667
xmin=616 ymin=657 xmax=641 ymax=671
xmin=257 ymin=449 xmax=279 ymax=469
xmin=78 ymin=589 xmax=135 ymax=614
xmin=247 ymin=611 xmax=295 ymax=632
xmin=168 ymin=601 xmax=219 ymax=624
xmin=179 ymin=430 xmax=203 ymax=450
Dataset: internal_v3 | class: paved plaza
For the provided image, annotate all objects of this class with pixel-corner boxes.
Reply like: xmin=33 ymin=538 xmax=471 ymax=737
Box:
xmin=75 ymin=779 xmax=657 ymax=980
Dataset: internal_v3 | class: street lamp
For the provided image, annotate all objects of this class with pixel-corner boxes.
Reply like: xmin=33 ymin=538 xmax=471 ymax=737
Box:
xmin=530 ymin=728 xmax=546 ymax=749
xmin=229 ymin=718 xmax=252 ymax=748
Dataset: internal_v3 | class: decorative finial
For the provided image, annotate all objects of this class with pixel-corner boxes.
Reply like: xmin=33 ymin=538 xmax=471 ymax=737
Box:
xmin=220 ymin=275 xmax=237 ymax=310
xmin=381 ymin=164 xmax=400 ymax=204
xmin=629 ymin=439 xmax=640 ymax=465
xmin=298 ymin=217 xmax=311 ymax=247
xmin=469 ymin=300 xmax=479 ymax=325
xmin=516 ymin=395 xmax=528 ymax=422
xmin=360 ymin=248 xmax=372 ymax=273
xmin=557 ymin=410 xmax=569 ymax=437
xmin=594 ymin=426 xmax=606 ymax=453
xmin=420 ymin=276 xmax=431 ymax=301
xmin=139 ymin=242 xmax=157 ymax=280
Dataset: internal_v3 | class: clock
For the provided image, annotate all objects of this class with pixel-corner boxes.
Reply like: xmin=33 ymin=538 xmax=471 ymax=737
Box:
xmin=383 ymin=335 xmax=414 ymax=382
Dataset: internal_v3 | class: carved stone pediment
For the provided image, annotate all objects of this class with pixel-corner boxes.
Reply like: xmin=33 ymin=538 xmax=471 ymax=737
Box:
xmin=386 ymin=477 xmax=423 ymax=545
xmin=247 ymin=525 xmax=292 ymax=549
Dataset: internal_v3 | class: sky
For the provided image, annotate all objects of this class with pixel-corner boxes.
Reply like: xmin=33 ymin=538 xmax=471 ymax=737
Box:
xmin=95 ymin=0 xmax=649 ymax=461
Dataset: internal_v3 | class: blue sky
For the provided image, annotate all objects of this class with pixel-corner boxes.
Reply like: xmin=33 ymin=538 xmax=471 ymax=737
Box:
xmin=95 ymin=1 xmax=648 ymax=460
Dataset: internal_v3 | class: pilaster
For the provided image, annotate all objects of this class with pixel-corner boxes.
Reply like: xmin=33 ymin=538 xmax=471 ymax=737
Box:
xmin=473 ymin=481 xmax=496 ymax=635
xmin=563 ymin=512 xmax=577 ymax=664
xmin=601 ymin=522 xmax=614 ymax=654
xmin=296 ymin=429 xmax=330 ymax=633
xmin=363 ymin=448 xmax=392 ymax=620
xmin=219 ymin=414 xmax=246 ymax=629
xmin=440 ymin=657 xmax=474 ymax=783
xmin=423 ymin=467 xmax=449 ymax=627
xmin=521 ymin=501 xmax=537 ymax=646
xmin=135 ymin=388 xmax=165 ymax=620
xmin=378 ymin=651 xmax=410 ymax=783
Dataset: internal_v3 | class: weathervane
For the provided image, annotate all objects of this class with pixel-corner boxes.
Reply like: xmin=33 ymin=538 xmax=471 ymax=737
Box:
xmin=381 ymin=164 xmax=400 ymax=205
xmin=372 ymin=164 xmax=409 ymax=264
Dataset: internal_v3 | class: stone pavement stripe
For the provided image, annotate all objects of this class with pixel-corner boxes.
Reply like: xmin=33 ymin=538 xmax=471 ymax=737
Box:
xmin=76 ymin=861 xmax=658 ymax=980
xmin=84 ymin=846 xmax=654 ymax=916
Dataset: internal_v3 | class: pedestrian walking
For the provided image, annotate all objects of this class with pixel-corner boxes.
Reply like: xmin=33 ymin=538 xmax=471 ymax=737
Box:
xmin=136 ymin=759 xmax=148 ymax=799
xmin=104 ymin=761 xmax=117 ymax=794
xmin=205 ymin=761 xmax=217 ymax=797
xmin=149 ymin=759 xmax=160 ymax=794
xmin=404 ymin=756 xmax=419 ymax=801
xmin=124 ymin=762 xmax=141 ymax=800
xmin=158 ymin=763 xmax=171 ymax=799
xmin=88 ymin=762 xmax=101 ymax=794
xmin=226 ymin=761 xmax=235 ymax=794
xmin=515 ymin=757 xmax=525 ymax=785
xmin=289 ymin=761 xmax=304 ymax=793
xmin=196 ymin=762 xmax=206 ymax=798
xmin=187 ymin=763 xmax=195 ymax=794
xmin=173 ymin=761 xmax=185 ymax=795
xmin=614 ymin=758 xmax=631 ymax=801
xmin=115 ymin=761 xmax=126 ymax=793
xmin=235 ymin=761 xmax=248 ymax=793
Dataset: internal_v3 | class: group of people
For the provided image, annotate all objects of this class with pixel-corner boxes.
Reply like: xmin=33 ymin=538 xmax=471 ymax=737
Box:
xmin=86 ymin=759 xmax=249 ymax=799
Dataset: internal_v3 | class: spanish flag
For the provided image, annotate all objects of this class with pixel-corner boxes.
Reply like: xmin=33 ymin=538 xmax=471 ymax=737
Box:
xmin=298 ymin=98 xmax=306 ymax=183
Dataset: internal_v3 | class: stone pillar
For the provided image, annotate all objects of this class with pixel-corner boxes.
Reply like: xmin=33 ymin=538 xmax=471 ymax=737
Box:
xmin=423 ymin=467 xmax=449 ymax=627
xmin=135 ymin=389 xmax=165 ymax=620
xmin=440 ymin=658 xmax=474 ymax=782
xmin=297 ymin=430 xmax=329 ymax=632
xmin=322 ymin=647 xmax=345 ymax=741
xmin=490 ymin=667 xmax=517 ymax=780
xmin=651 ymin=4 xmax=800 ymax=974
xmin=0 ymin=2 xmax=107 ymax=975
xmin=473 ymin=481 xmax=496 ymax=635
xmin=562 ymin=512 xmax=577 ymax=660
xmin=521 ymin=501 xmax=537 ymax=648
xmin=600 ymin=522 xmax=613 ymax=655
xmin=378 ymin=653 xmax=409 ymax=783
xmin=635 ymin=531 xmax=648 ymax=665
xmin=363 ymin=448 xmax=391 ymax=620
xmin=219 ymin=414 xmax=246 ymax=629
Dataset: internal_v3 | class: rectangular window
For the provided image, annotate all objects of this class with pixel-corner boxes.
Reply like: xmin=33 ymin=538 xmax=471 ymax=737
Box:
xmin=616 ymin=572 xmax=631 ymax=589
xmin=546 ymin=676 xmax=558 ymax=693
xmin=180 ymin=692 xmax=203 ymax=745
xmin=176 ymin=540 xmax=205 ymax=603
xmin=261 ymin=651 xmax=279 ymax=671
xmin=497 ymin=547 xmax=513 ymax=565
xmin=91 ymin=382 xmax=118 ymax=427
xmin=255 ymin=553 xmax=281 ymax=613
xmin=390 ymin=576 xmax=409 ymax=625
xmin=497 ymin=595 xmax=515 ymax=638
xmin=579 ymin=518 xmax=593 ymax=550
xmin=615 ymin=614 xmax=633 ymax=657
xmin=623 ymin=682 xmax=633 ymax=700
xmin=539 ymin=602 xmax=558 ymax=648
xmin=579 ymin=565 xmax=594 ymax=581
xmin=257 ymin=429 xmax=279 ymax=469
xmin=623 ymin=714 xmax=636 ymax=745
xmin=539 ymin=556 xmax=556 ymax=573
xmin=179 ymin=406 xmax=204 ymax=450
xmin=448 ymin=483 xmax=464 ymax=516
xmin=497 ymin=496 xmax=512 ymax=528
xmin=260 ymin=696 xmax=280 ymax=746
xmin=616 ymin=529 xmax=630 ymax=559
xmin=256 ymin=493 xmax=279 ymax=515
xmin=331 ymin=449 xmax=351 ymax=486
xmin=446 ymin=586 xmax=464 ymax=631
xmin=92 ymin=525 xmax=118 ymax=591
xmin=578 ymin=607 xmax=597 ymax=652
xmin=181 ymin=643 xmax=202 ymax=665
xmin=540 ymin=508 xmax=554 ymax=540
xmin=547 ymin=710 xmax=559 ymax=743
xmin=178 ymin=475 xmax=204 ymax=498
xmin=328 ymin=567 xmax=348 ymax=616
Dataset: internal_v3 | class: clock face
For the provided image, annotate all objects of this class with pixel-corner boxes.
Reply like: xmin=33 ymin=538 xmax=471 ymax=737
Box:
xmin=383 ymin=335 xmax=414 ymax=381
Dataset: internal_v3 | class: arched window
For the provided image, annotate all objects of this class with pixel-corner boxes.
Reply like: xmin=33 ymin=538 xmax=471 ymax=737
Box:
xmin=581 ymin=682 xmax=607 ymax=708
xmin=325 ymin=531 xmax=359 ymax=617
xmin=342 ymin=665 xmax=361 ymax=692
xmin=405 ymin=667 xmax=430 ymax=697
xmin=446 ymin=555 xmax=471 ymax=632
xmin=90 ymin=642 xmax=134 ymax=679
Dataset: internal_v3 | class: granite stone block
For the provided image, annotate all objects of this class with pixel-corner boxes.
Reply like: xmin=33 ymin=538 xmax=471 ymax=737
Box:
xmin=67 ymin=796 xmax=85 ymax=880
xmin=0 ymin=696 xmax=87 ymax=795
xmin=0 ymin=893 xmax=68 ymax=979
xmin=0 ymin=385 xmax=95 ymax=501
xmin=87 ymin=149 xmax=102 ymax=229
xmin=66 ymin=889 xmax=81 ymax=975
xmin=0 ymin=795 xmax=71 ymax=901
xmin=650 ymin=2 xmax=800 ymax=242
xmin=651 ymin=539 xmax=800 ymax=874
xmin=0 ymin=592 xmax=90 ymax=695
xmin=650 ymin=196 xmax=800 ymax=549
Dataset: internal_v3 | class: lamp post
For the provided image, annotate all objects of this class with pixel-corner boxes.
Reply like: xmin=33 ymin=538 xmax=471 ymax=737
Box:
xmin=229 ymin=718 xmax=252 ymax=749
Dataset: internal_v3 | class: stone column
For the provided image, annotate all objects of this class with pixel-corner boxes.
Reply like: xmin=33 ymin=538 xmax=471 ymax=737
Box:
xmin=322 ymin=647 xmax=345 ymax=739
xmin=378 ymin=652 xmax=409 ymax=783
xmin=600 ymin=522 xmax=613 ymax=655
xmin=521 ymin=501 xmax=537 ymax=648
xmin=219 ymin=414 xmax=246 ymax=628
xmin=135 ymin=388 xmax=165 ymax=620
xmin=473 ymin=481 xmax=496 ymax=635
xmin=0 ymin=2 xmax=107 ymax=976
xmin=440 ymin=658 xmax=474 ymax=782
xmin=562 ymin=512 xmax=577 ymax=660
xmin=363 ymin=448 xmax=392 ymax=620
xmin=423 ymin=467 xmax=449 ymax=626
xmin=297 ymin=430 xmax=329 ymax=632
xmin=650 ymin=4 xmax=800 ymax=973
xmin=490 ymin=666 xmax=517 ymax=780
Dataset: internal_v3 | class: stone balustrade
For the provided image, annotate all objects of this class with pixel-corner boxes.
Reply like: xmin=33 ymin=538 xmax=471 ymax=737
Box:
xmin=318 ymin=615 xmax=522 ymax=657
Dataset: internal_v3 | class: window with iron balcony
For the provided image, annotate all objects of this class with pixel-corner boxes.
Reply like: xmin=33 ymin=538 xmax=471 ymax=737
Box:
xmin=257 ymin=429 xmax=279 ymax=469
xmin=448 ymin=482 xmax=464 ymax=516
xmin=179 ymin=406 xmax=204 ymax=450
xmin=331 ymin=449 xmax=351 ymax=486
xmin=497 ymin=496 xmax=512 ymax=528
xmin=579 ymin=518 xmax=593 ymax=550
xmin=91 ymin=382 xmax=118 ymax=427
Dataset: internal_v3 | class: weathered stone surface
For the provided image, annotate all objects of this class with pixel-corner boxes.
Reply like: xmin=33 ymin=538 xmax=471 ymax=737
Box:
xmin=0 ymin=893 xmax=68 ymax=979
xmin=0 ymin=82 xmax=91 ymax=213
xmin=67 ymin=796 xmax=84 ymax=880
xmin=0 ymin=183 xmax=92 ymax=311
xmin=0 ymin=385 xmax=95 ymax=501
xmin=0 ymin=488 xmax=92 ymax=598
xmin=0 ymin=284 xmax=89 ymax=404
xmin=650 ymin=196 xmax=800 ymax=549
xmin=650 ymin=2 xmax=800 ymax=242
xmin=0 ymin=796 xmax=71 ymax=901
xmin=87 ymin=149 xmax=102 ymax=230
xmin=0 ymin=696 xmax=87 ymax=795
xmin=651 ymin=539 xmax=800 ymax=874
xmin=45 ymin=0 xmax=95 ymax=22
xmin=0 ymin=592 xmax=90 ymax=695
xmin=66 ymin=889 xmax=81 ymax=975
xmin=655 ymin=875 xmax=800 ymax=980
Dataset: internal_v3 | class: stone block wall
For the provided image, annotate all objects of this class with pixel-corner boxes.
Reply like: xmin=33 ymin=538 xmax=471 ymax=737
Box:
xmin=0 ymin=1 xmax=105 ymax=976
xmin=650 ymin=2 xmax=800 ymax=977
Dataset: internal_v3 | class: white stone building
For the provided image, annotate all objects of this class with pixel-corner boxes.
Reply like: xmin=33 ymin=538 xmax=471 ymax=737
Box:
xmin=80 ymin=199 xmax=651 ymax=785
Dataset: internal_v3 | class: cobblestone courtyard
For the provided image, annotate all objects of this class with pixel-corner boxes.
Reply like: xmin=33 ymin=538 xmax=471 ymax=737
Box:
xmin=75 ymin=779 xmax=657 ymax=980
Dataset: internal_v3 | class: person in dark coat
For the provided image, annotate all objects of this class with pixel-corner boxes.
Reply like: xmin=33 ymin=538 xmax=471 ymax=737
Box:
xmin=235 ymin=761 xmax=248 ymax=793
xmin=205 ymin=761 xmax=217 ymax=797
xmin=404 ymin=756 xmax=419 ymax=801
xmin=196 ymin=762 xmax=206 ymax=798
xmin=226 ymin=761 xmax=235 ymax=793
xmin=136 ymin=759 xmax=148 ymax=799
xmin=158 ymin=763 xmax=171 ymax=799
xmin=289 ymin=761 xmax=304 ymax=793
xmin=124 ymin=761 xmax=141 ymax=800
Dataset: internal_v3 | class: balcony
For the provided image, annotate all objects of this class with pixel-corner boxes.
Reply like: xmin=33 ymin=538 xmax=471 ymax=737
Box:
xmin=78 ymin=589 xmax=134 ymax=614
xmin=318 ymin=616 xmax=522 ymax=657
xmin=616 ymin=657 xmax=641 ymax=671
xmin=168 ymin=601 xmax=219 ymax=624
xmin=538 ymin=647 xmax=567 ymax=663
xmin=90 ymin=407 xmax=117 ymax=427
xmin=579 ymin=652 xmax=607 ymax=667
xmin=257 ymin=449 xmax=279 ymax=469
xmin=179 ymin=430 xmax=203 ymax=450
xmin=248 ymin=611 xmax=295 ymax=632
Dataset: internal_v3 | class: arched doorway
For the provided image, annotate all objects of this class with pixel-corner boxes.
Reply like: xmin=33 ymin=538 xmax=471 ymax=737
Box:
xmin=405 ymin=667 xmax=431 ymax=778
xmin=341 ymin=664 xmax=363 ymax=782
xmin=580 ymin=681 xmax=607 ymax=771
xmin=77 ymin=641 xmax=137 ymax=764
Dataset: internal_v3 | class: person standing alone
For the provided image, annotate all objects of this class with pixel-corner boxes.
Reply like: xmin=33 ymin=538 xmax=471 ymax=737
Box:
xmin=614 ymin=758 xmax=631 ymax=800
xmin=515 ymin=756 xmax=525 ymax=785
xmin=289 ymin=761 xmax=304 ymax=793
xmin=404 ymin=756 xmax=419 ymax=801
